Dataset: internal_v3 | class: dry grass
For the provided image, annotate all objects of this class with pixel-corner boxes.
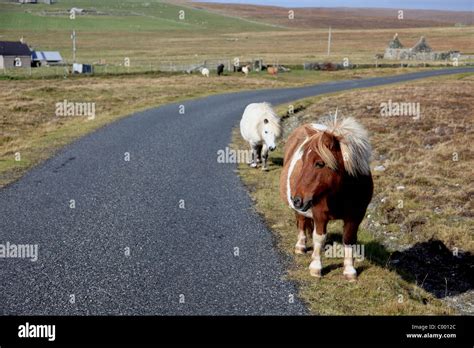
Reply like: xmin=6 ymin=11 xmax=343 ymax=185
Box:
xmin=1 ymin=26 xmax=472 ymax=67
xmin=233 ymin=73 xmax=473 ymax=314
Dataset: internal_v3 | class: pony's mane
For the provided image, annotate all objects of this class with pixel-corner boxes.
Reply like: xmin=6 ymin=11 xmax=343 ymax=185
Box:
xmin=257 ymin=103 xmax=282 ymax=138
xmin=306 ymin=116 xmax=372 ymax=176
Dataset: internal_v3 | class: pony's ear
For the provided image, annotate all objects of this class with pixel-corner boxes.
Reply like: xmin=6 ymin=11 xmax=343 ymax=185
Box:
xmin=303 ymin=125 xmax=317 ymax=137
xmin=320 ymin=131 xmax=341 ymax=150
xmin=263 ymin=118 xmax=269 ymax=124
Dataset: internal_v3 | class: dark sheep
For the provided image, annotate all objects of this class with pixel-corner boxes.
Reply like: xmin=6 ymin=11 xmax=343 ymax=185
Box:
xmin=217 ymin=64 xmax=225 ymax=76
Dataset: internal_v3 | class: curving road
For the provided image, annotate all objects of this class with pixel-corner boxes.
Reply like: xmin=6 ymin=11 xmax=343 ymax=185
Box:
xmin=1 ymin=68 xmax=473 ymax=315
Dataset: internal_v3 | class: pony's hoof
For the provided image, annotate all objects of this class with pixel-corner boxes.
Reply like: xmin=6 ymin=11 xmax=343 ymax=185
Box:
xmin=250 ymin=162 xmax=257 ymax=168
xmin=344 ymin=273 xmax=357 ymax=282
xmin=294 ymin=247 xmax=306 ymax=255
xmin=261 ymin=167 xmax=269 ymax=171
xmin=343 ymin=266 xmax=357 ymax=282
xmin=309 ymin=268 xmax=322 ymax=278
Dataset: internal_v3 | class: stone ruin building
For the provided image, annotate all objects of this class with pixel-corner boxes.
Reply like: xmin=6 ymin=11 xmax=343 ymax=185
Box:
xmin=383 ymin=33 xmax=460 ymax=60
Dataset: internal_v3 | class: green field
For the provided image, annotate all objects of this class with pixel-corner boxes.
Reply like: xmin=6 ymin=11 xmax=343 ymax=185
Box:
xmin=0 ymin=0 xmax=275 ymax=32
xmin=0 ymin=0 xmax=280 ymax=71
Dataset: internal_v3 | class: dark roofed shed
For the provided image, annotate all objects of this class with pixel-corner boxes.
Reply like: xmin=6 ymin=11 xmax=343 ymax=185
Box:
xmin=0 ymin=41 xmax=32 ymax=69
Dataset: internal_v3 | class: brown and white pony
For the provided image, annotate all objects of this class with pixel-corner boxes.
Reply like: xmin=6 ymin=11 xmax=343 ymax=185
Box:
xmin=279 ymin=116 xmax=373 ymax=281
xmin=267 ymin=66 xmax=278 ymax=75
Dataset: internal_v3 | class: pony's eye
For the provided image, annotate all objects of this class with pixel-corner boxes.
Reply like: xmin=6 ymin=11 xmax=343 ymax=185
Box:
xmin=314 ymin=161 xmax=325 ymax=168
xmin=264 ymin=131 xmax=268 ymax=134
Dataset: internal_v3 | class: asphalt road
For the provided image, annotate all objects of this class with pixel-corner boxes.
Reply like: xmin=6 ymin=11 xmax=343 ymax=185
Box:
xmin=1 ymin=68 xmax=472 ymax=315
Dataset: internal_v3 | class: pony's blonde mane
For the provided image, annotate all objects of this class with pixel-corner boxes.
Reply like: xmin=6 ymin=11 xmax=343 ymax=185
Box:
xmin=307 ymin=115 xmax=371 ymax=176
xmin=257 ymin=102 xmax=282 ymax=138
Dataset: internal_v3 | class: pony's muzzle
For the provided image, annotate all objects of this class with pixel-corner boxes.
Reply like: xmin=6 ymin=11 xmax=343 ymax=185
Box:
xmin=292 ymin=196 xmax=312 ymax=212
xmin=292 ymin=196 xmax=302 ymax=209
xmin=269 ymin=146 xmax=276 ymax=151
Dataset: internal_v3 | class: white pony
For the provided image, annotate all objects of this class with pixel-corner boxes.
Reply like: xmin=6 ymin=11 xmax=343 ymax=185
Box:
xmin=242 ymin=65 xmax=250 ymax=77
xmin=201 ymin=67 xmax=210 ymax=77
xmin=240 ymin=102 xmax=281 ymax=170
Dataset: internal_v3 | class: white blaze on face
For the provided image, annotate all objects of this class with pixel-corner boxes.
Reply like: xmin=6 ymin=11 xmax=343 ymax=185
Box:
xmin=286 ymin=138 xmax=312 ymax=218
xmin=262 ymin=124 xmax=276 ymax=149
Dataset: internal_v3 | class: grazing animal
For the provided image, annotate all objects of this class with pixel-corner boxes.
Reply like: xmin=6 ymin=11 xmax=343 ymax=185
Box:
xmin=242 ymin=65 xmax=250 ymax=77
xmin=201 ymin=67 xmax=210 ymax=77
xmin=320 ymin=62 xmax=339 ymax=71
xmin=217 ymin=64 xmax=225 ymax=76
xmin=240 ymin=102 xmax=281 ymax=170
xmin=267 ymin=66 xmax=278 ymax=75
xmin=374 ymin=53 xmax=384 ymax=60
xmin=279 ymin=116 xmax=373 ymax=281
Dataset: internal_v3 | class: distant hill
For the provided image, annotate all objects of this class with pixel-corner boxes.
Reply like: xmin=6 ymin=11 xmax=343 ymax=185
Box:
xmin=190 ymin=2 xmax=474 ymax=29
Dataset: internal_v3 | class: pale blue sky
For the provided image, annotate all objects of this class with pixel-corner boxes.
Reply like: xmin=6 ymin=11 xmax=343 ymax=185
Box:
xmin=197 ymin=0 xmax=473 ymax=11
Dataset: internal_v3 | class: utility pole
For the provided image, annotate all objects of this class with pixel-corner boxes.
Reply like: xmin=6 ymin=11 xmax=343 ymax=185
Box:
xmin=327 ymin=26 xmax=331 ymax=56
xmin=71 ymin=30 xmax=76 ymax=63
